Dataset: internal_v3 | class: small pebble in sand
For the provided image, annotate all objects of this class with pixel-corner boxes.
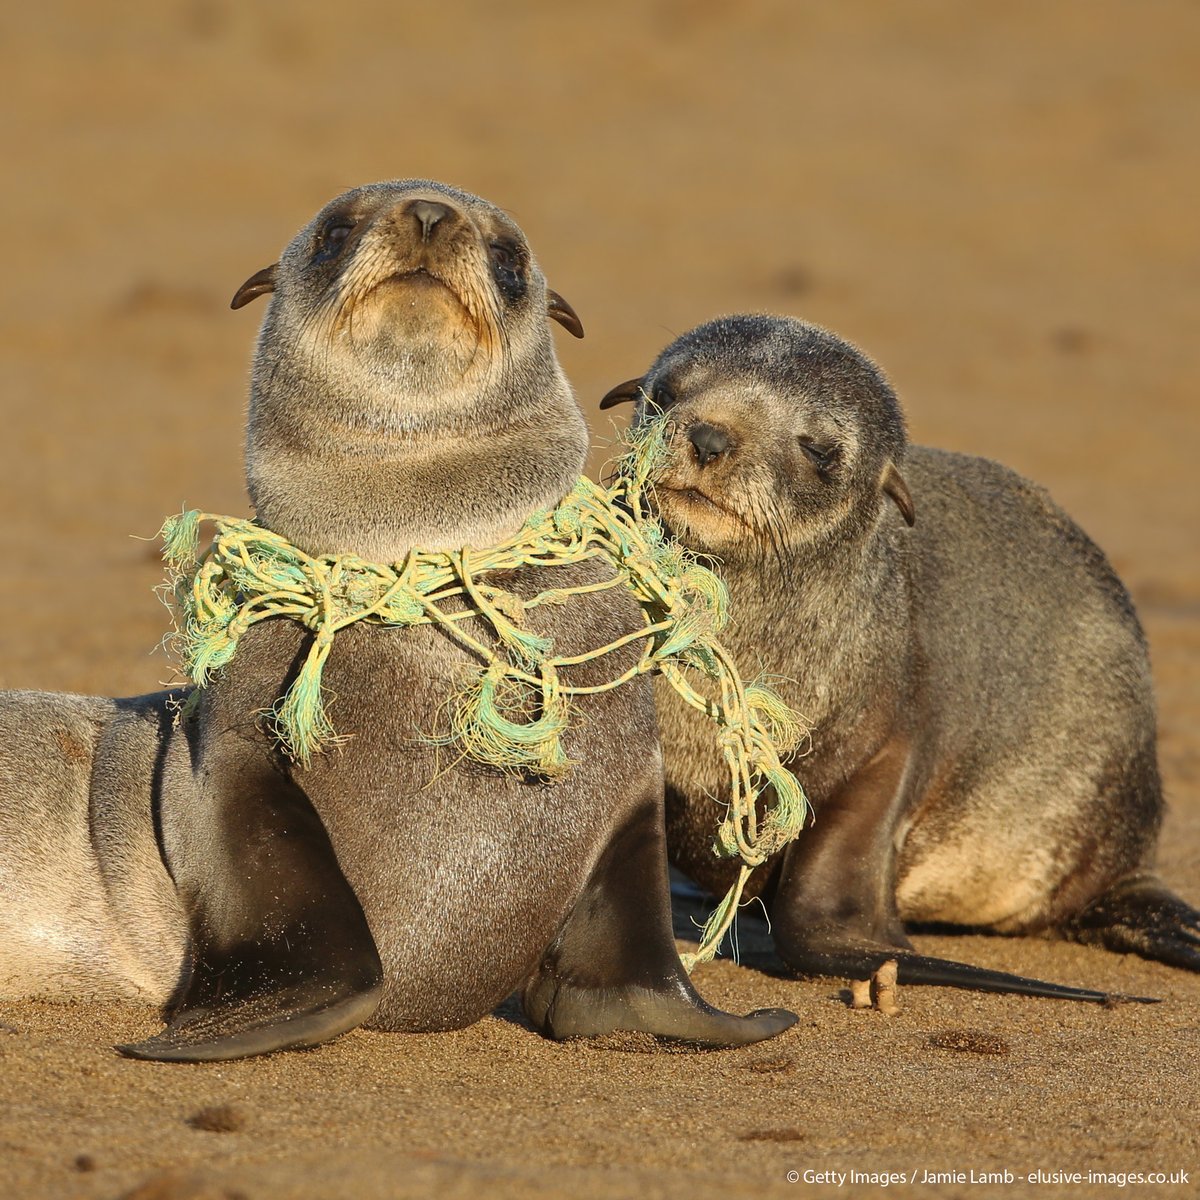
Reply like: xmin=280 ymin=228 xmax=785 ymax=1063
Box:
xmin=872 ymin=959 xmax=900 ymax=1015
xmin=929 ymin=1028 xmax=1010 ymax=1056
xmin=186 ymin=1103 xmax=247 ymax=1133
xmin=74 ymin=1153 xmax=97 ymax=1172
xmin=850 ymin=960 xmax=900 ymax=1014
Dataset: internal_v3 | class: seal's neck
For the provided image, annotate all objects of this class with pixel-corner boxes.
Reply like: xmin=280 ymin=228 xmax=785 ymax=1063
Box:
xmin=246 ymin=385 xmax=587 ymax=561
xmin=707 ymin=519 xmax=911 ymax=716
xmin=718 ymin=532 xmax=883 ymax=637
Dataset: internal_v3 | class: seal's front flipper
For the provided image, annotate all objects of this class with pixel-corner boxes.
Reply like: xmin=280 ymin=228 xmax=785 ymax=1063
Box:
xmin=1068 ymin=875 xmax=1200 ymax=972
xmin=779 ymin=938 xmax=1154 ymax=1005
xmin=119 ymin=727 xmax=383 ymax=1061
xmin=523 ymin=803 xmax=797 ymax=1047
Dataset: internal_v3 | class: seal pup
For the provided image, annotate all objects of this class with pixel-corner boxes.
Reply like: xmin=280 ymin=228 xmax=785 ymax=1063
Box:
xmin=600 ymin=314 xmax=1199 ymax=999
xmin=0 ymin=187 xmax=796 ymax=1059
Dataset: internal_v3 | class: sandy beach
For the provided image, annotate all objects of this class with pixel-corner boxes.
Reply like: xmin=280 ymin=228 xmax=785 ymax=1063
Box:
xmin=1 ymin=3 xmax=1197 ymax=1197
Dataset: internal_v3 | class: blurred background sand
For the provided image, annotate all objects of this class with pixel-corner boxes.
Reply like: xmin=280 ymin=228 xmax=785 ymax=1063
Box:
xmin=1 ymin=2 xmax=1197 ymax=1197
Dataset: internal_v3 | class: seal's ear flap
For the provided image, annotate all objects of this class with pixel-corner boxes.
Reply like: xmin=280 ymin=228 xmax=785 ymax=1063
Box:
xmin=599 ymin=378 xmax=644 ymax=410
xmin=547 ymin=289 xmax=585 ymax=339
xmin=883 ymin=462 xmax=916 ymax=527
xmin=231 ymin=264 xmax=278 ymax=310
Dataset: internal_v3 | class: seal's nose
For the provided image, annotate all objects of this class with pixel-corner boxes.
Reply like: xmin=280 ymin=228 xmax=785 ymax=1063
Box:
xmin=688 ymin=423 xmax=731 ymax=466
xmin=407 ymin=199 xmax=451 ymax=240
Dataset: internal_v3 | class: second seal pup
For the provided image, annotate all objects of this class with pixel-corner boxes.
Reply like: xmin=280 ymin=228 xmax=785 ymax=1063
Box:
xmin=601 ymin=314 xmax=1199 ymax=997
xmin=0 ymin=186 xmax=796 ymax=1059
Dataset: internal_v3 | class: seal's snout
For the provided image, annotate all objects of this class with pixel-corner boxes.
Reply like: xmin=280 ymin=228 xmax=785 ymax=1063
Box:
xmin=405 ymin=198 xmax=452 ymax=240
xmin=687 ymin=422 xmax=732 ymax=466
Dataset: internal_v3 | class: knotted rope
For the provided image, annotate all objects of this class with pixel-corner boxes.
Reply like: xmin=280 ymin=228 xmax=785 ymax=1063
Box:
xmin=158 ymin=416 xmax=810 ymax=967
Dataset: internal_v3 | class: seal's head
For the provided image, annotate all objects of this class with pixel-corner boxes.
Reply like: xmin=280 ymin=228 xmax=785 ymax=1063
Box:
xmin=233 ymin=180 xmax=587 ymax=557
xmin=604 ymin=315 xmax=914 ymax=569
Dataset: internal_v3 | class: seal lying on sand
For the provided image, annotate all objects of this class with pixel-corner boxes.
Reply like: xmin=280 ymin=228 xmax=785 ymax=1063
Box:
xmin=601 ymin=314 xmax=1199 ymax=999
xmin=0 ymin=186 xmax=796 ymax=1060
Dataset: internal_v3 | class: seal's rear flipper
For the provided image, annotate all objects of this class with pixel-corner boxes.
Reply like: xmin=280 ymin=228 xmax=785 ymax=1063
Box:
xmin=782 ymin=942 xmax=1157 ymax=1005
xmin=1067 ymin=876 xmax=1200 ymax=972
xmin=523 ymin=803 xmax=798 ymax=1047
xmin=119 ymin=731 xmax=384 ymax=1062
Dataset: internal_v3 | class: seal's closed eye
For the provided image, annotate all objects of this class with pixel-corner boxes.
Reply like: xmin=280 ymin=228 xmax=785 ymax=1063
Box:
xmin=798 ymin=438 xmax=837 ymax=475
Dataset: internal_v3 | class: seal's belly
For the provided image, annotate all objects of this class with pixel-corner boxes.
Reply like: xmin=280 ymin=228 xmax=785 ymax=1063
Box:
xmin=0 ymin=693 xmax=152 ymax=1000
xmin=895 ymin=836 xmax=1062 ymax=931
xmin=895 ymin=773 xmax=1079 ymax=932
xmin=0 ymin=690 xmax=186 ymax=1003
xmin=0 ymin=898 xmax=142 ymax=1001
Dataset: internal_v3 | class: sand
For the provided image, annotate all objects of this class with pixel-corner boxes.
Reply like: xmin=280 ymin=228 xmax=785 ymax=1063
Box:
xmin=1 ymin=2 xmax=1197 ymax=1197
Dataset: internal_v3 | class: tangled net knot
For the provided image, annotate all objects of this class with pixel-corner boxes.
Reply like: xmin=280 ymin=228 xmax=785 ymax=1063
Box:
xmin=157 ymin=415 xmax=811 ymax=968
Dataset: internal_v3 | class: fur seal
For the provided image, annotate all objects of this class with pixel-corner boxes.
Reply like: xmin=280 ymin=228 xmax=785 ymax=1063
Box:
xmin=0 ymin=185 xmax=796 ymax=1059
xmin=600 ymin=313 xmax=1199 ymax=999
